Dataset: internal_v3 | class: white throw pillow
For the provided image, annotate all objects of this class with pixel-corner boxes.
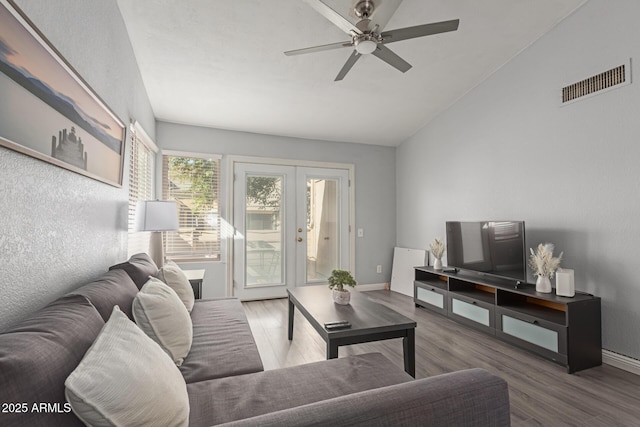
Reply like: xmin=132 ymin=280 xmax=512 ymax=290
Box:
xmin=132 ymin=277 xmax=193 ymax=366
xmin=65 ymin=306 xmax=189 ymax=427
xmin=157 ymin=260 xmax=195 ymax=312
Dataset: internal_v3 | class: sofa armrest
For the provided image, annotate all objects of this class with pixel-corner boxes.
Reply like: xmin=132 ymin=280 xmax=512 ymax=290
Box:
xmin=219 ymin=368 xmax=510 ymax=427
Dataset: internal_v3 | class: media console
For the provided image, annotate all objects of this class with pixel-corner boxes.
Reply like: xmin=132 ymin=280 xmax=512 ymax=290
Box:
xmin=414 ymin=266 xmax=602 ymax=373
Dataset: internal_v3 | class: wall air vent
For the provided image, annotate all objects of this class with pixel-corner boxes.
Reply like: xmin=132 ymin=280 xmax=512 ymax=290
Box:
xmin=562 ymin=60 xmax=631 ymax=105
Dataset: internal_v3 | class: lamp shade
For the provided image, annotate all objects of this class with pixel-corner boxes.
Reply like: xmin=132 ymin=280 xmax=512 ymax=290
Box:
xmin=134 ymin=201 xmax=179 ymax=232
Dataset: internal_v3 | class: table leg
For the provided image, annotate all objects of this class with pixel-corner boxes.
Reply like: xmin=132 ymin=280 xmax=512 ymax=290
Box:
xmin=326 ymin=340 xmax=339 ymax=359
xmin=288 ymin=297 xmax=294 ymax=341
xmin=403 ymin=328 xmax=416 ymax=378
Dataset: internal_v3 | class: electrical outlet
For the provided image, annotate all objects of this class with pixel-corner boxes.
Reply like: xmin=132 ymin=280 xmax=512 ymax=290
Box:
xmin=357 ymin=228 xmax=364 ymax=237
xmin=376 ymin=265 xmax=382 ymax=274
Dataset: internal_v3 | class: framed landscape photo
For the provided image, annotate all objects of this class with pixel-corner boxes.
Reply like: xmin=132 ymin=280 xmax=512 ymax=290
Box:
xmin=0 ymin=0 xmax=125 ymax=187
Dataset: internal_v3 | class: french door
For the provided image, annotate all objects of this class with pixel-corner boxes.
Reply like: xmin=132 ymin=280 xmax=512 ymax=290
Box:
xmin=233 ymin=163 xmax=350 ymax=300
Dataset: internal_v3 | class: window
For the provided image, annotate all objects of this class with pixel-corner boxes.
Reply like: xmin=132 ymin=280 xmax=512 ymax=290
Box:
xmin=127 ymin=122 xmax=157 ymax=257
xmin=162 ymin=152 xmax=221 ymax=261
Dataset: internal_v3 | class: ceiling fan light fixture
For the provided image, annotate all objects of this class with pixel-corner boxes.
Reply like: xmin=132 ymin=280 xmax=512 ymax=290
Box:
xmin=354 ymin=38 xmax=377 ymax=54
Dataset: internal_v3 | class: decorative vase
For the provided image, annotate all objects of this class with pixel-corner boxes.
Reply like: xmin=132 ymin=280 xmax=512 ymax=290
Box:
xmin=332 ymin=289 xmax=351 ymax=305
xmin=536 ymin=276 xmax=552 ymax=293
xmin=433 ymin=258 xmax=443 ymax=270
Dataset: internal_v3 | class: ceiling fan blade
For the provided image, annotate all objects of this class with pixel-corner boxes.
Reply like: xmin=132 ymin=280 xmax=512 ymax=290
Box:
xmin=381 ymin=19 xmax=459 ymax=44
xmin=304 ymin=0 xmax=362 ymax=35
xmin=371 ymin=45 xmax=412 ymax=73
xmin=285 ymin=40 xmax=352 ymax=56
xmin=335 ymin=51 xmax=362 ymax=81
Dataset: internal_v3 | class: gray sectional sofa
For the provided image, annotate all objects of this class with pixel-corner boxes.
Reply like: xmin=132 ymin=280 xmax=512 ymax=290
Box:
xmin=0 ymin=253 xmax=511 ymax=426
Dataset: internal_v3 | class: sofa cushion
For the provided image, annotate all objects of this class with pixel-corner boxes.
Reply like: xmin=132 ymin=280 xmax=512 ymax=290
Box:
xmin=187 ymin=352 xmax=412 ymax=426
xmin=109 ymin=252 xmax=158 ymax=289
xmin=220 ymin=368 xmax=510 ymax=427
xmin=156 ymin=260 xmax=195 ymax=312
xmin=68 ymin=269 xmax=139 ymax=321
xmin=180 ymin=298 xmax=263 ymax=383
xmin=65 ymin=307 xmax=189 ymax=427
xmin=132 ymin=277 xmax=193 ymax=366
xmin=0 ymin=295 xmax=104 ymax=427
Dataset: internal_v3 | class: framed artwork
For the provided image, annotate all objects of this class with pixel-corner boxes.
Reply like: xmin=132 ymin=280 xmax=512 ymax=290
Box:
xmin=0 ymin=0 xmax=125 ymax=187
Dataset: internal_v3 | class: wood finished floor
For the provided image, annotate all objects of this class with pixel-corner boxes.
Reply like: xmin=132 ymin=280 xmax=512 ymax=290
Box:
xmin=242 ymin=290 xmax=640 ymax=426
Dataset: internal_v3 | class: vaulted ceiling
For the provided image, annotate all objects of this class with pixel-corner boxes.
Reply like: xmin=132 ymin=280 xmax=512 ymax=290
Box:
xmin=117 ymin=0 xmax=588 ymax=146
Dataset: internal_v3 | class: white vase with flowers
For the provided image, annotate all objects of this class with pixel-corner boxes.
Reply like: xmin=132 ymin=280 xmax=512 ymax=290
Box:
xmin=528 ymin=243 xmax=563 ymax=293
xmin=430 ymin=238 xmax=446 ymax=270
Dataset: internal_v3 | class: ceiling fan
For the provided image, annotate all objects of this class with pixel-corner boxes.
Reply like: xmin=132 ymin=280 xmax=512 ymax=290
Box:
xmin=285 ymin=0 xmax=459 ymax=81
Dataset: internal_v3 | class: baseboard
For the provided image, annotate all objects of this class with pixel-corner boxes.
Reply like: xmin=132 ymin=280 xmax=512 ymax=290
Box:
xmin=355 ymin=283 xmax=388 ymax=292
xmin=602 ymin=350 xmax=640 ymax=376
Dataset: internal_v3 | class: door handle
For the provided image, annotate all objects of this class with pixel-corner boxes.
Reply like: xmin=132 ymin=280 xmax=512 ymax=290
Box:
xmin=297 ymin=237 xmax=303 ymax=242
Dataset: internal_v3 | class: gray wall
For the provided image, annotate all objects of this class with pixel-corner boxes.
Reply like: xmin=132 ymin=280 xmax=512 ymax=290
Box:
xmin=0 ymin=0 xmax=154 ymax=330
xmin=157 ymin=121 xmax=396 ymax=298
xmin=397 ymin=0 xmax=640 ymax=359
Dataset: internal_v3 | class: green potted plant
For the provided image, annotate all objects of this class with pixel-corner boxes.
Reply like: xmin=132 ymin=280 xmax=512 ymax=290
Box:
xmin=328 ymin=269 xmax=357 ymax=305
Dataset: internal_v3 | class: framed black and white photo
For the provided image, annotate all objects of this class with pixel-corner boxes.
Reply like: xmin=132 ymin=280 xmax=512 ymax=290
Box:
xmin=0 ymin=0 xmax=125 ymax=187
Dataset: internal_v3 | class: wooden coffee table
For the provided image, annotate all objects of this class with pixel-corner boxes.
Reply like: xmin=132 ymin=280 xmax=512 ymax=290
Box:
xmin=287 ymin=286 xmax=417 ymax=377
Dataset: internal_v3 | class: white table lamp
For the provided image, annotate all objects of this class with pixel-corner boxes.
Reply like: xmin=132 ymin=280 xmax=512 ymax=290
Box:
xmin=134 ymin=200 xmax=179 ymax=268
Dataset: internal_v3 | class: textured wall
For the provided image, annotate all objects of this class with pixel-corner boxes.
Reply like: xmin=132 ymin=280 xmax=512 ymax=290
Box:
xmin=0 ymin=0 xmax=154 ymax=330
xmin=396 ymin=0 xmax=640 ymax=359
xmin=157 ymin=121 xmax=396 ymax=297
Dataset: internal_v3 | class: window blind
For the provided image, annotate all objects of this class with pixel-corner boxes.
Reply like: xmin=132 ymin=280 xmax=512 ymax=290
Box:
xmin=162 ymin=153 xmax=221 ymax=261
xmin=127 ymin=122 xmax=157 ymax=257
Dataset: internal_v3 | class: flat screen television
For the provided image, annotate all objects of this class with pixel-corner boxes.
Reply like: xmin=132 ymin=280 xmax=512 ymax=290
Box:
xmin=446 ymin=221 xmax=526 ymax=282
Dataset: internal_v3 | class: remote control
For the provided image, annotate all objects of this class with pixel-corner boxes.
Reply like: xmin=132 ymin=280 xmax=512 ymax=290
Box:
xmin=324 ymin=320 xmax=351 ymax=330
xmin=324 ymin=320 xmax=349 ymax=326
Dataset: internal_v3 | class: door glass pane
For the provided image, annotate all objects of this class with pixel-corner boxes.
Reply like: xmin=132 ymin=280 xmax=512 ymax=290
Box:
xmin=245 ymin=175 xmax=282 ymax=286
xmin=306 ymin=178 xmax=339 ymax=282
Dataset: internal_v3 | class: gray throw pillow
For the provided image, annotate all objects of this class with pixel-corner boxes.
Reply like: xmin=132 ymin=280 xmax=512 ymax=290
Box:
xmin=132 ymin=277 xmax=193 ymax=365
xmin=0 ymin=295 xmax=104 ymax=427
xmin=156 ymin=260 xmax=195 ymax=312
xmin=109 ymin=253 xmax=158 ymax=289
xmin=65 ymin=306 xmax=189 ymax=426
